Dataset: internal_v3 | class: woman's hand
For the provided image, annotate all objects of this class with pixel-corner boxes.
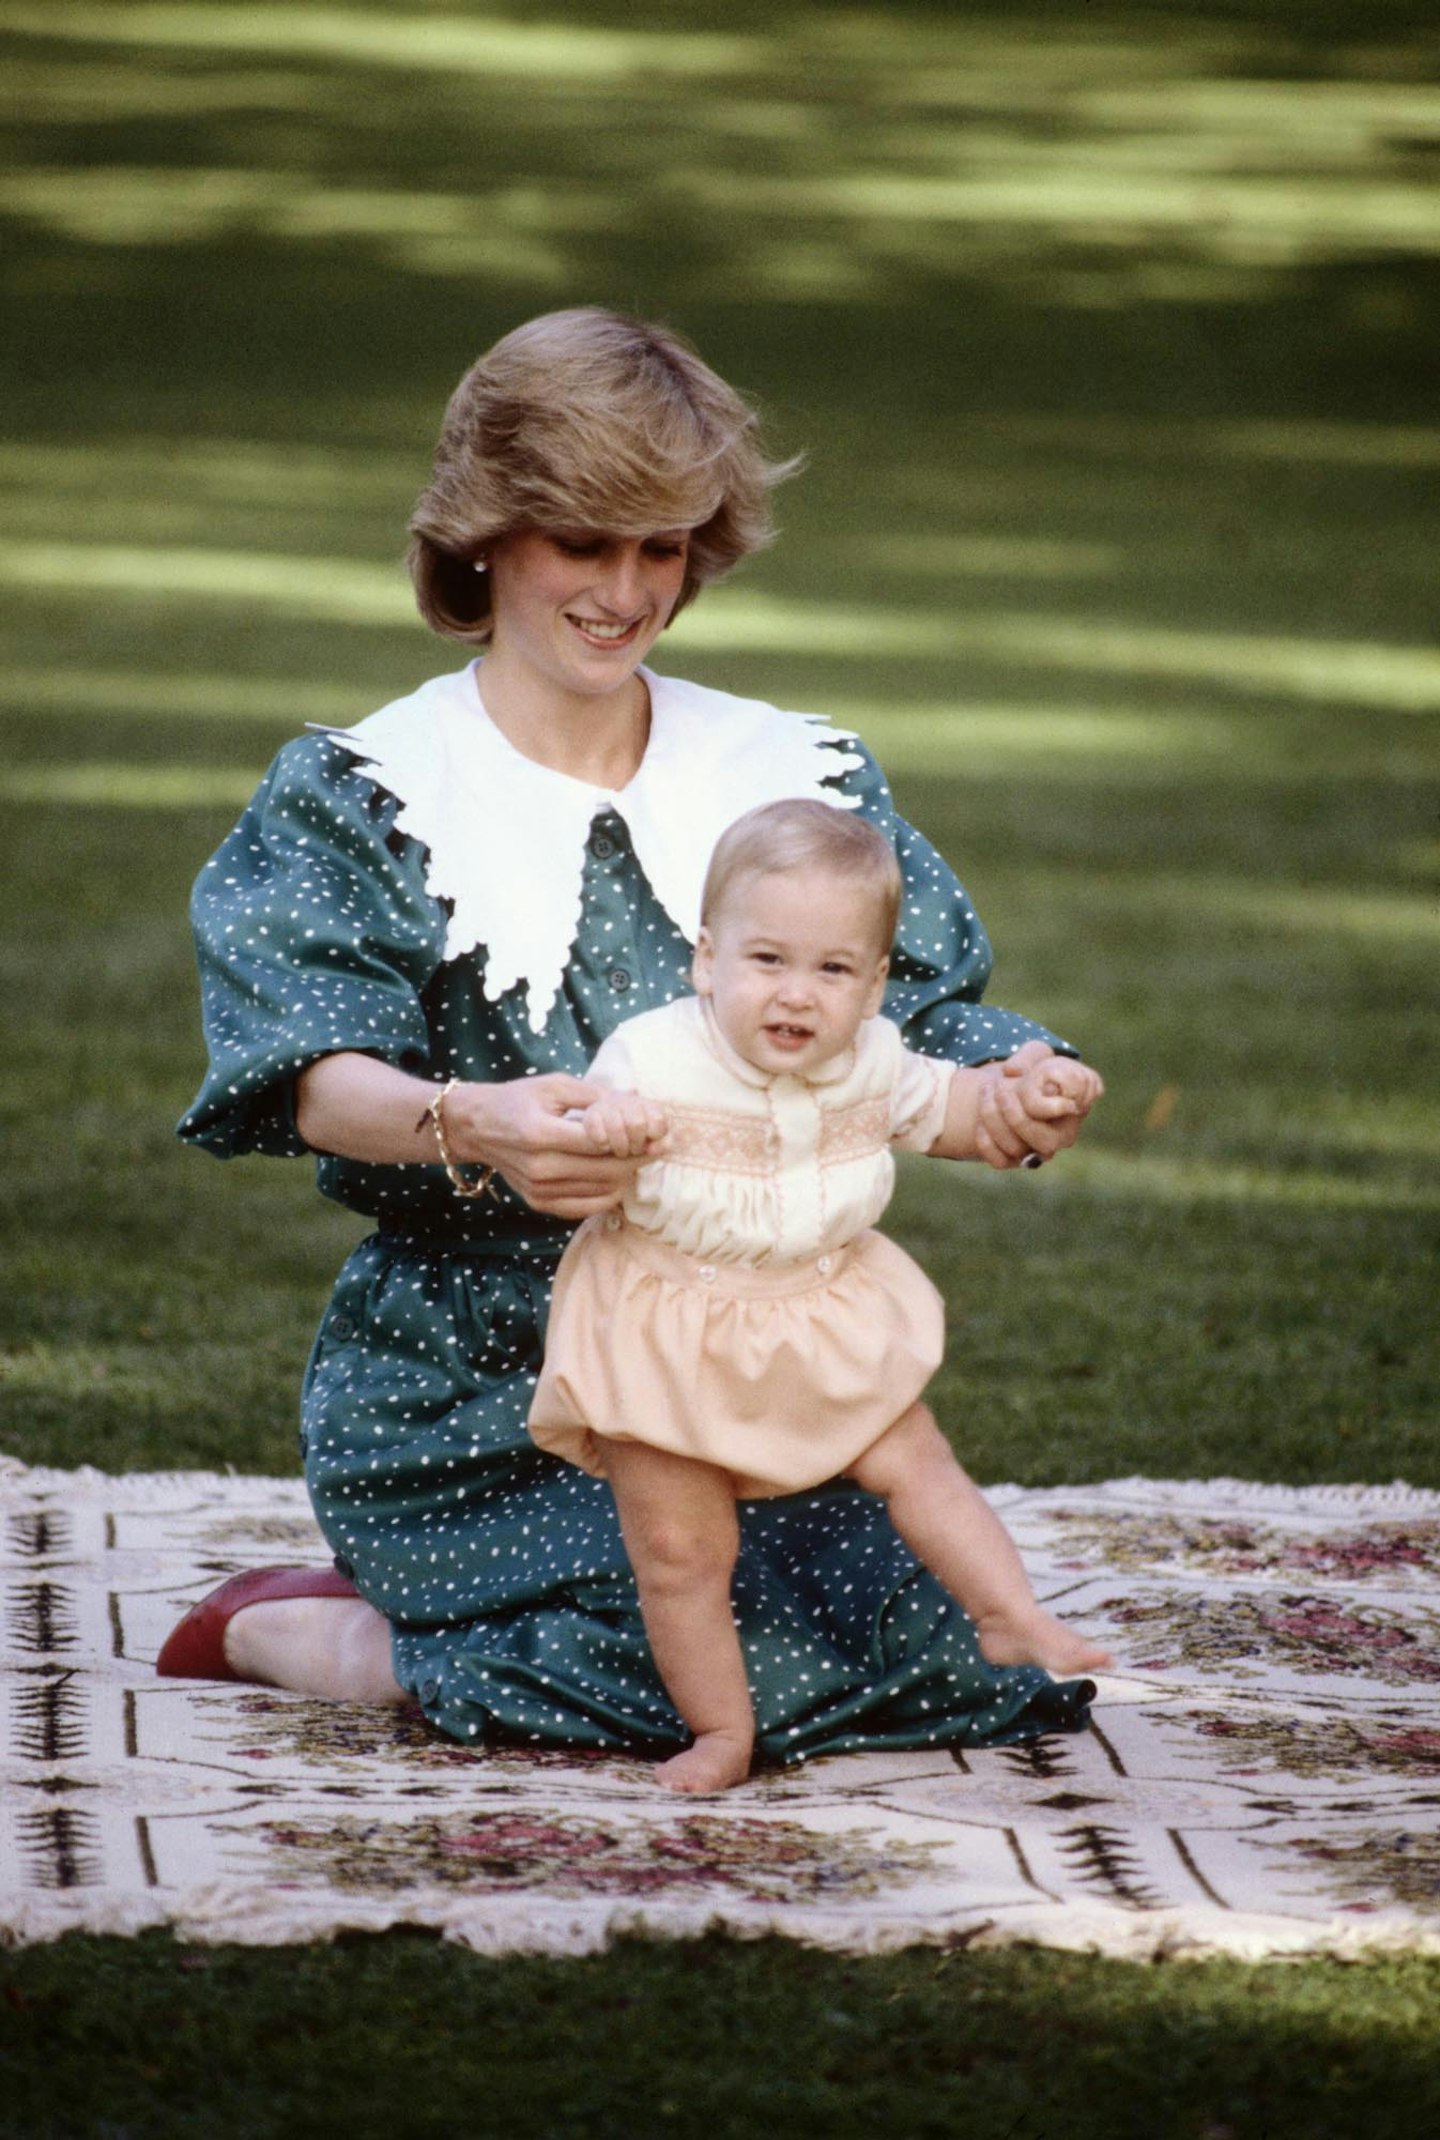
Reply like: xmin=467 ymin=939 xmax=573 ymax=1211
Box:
xmin=444 ymin=1074 xmax=665 ymax=1216
xmin=294 ymin=1053 xmax=665 ymax=1219
xmin=974 ymin=1040 xmax=1103 ymax=1170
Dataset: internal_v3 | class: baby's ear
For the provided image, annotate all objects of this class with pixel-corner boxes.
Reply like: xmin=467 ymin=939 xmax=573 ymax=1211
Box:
xmin=691 ymin=927 xmax=716 ymax=996
xmin=862 ymin=954 xmax=889 ymax=1018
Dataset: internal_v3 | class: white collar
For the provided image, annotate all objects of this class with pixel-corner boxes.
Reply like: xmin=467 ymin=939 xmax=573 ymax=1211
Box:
xmin=318 ymin=661 xmax=863 ymax=1033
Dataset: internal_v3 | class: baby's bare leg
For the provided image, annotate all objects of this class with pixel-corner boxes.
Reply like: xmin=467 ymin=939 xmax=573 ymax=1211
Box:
xmin=604 ymin=1440 xmax=754 ymax=1793
xmin=848 ymin=1405 xmax=1111 ymax=1674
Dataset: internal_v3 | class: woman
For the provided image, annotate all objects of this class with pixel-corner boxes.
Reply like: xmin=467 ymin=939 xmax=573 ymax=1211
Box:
xmin=159 ymin=308 xmax=1097 ymax=1766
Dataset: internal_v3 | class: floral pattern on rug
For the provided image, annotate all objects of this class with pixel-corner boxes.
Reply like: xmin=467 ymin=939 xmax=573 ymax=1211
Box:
xmin=1101 ymin=1591 xmax=1440 ymax=1685
xmin=1047 ymin=1511 xmax=1440 ymax=1585
xmin=1292 ymin=1829 xmax=1440 ymax=1915
xmin=214 ymin=1691 xmax=637 ymax=1784
xmin=254 ymin=1809 xmax=944 ymax=1904
xmin=1187 ymin=1707 xmax=1440 ymax=1779
xmin=215 ymin=1691 xmax=483 ymax=1772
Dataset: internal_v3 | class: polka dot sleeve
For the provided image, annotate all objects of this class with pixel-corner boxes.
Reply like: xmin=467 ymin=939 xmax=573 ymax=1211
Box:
xmin=831 ymin=739 xmax=1076 ymax=1065
xmin=179 ymin=734 xmax=446 ymax=1159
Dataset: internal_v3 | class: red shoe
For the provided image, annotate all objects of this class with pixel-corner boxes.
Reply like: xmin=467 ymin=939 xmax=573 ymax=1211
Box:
xmin=156 ymin=1565 xmax=360 ymax=1681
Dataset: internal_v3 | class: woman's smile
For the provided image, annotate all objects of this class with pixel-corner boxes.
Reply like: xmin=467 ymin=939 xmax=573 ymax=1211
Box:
xmin=565 ymin=611 xmax=645 ymax=649
xmin=485 ymin=527 xmax=691 ymax=700
xmin=566 ymin=612 xmax=641 ymax=636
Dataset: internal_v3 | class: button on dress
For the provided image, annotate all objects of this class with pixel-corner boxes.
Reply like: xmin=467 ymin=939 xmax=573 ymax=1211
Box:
xmin=179 ymin=663 xmax=1093 ymax=1760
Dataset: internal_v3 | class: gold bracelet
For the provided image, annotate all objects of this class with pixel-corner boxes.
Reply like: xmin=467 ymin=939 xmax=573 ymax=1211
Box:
xmin=417 ymin=1078 xmax=498 ymax=1201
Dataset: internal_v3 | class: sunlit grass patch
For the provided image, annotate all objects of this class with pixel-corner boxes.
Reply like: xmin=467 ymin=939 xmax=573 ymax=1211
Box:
xmin=0 ymin=761 xmax=267 ymax=808
xmin=0 ymin=166 xmax=589 ymax=282
xmin=0 ymin=438 xmax=417 ymax=505
xmin=1055 ymin=1146 xmax=1440 ymax=1214
xmin=0 ymin=537 xmax=416 ymax=624
xmin=829 ymin=702 xmax=1242 ymax=778
xmin=0 ymin=5 xmax=763 ymax=80
xmin=1012 ymin=415 xmax=1440 ymax=472
xmin=675 ymin=591 xmax=1440 ymax=710
xmin=0 ymin=667 xmax=367 ymax=725
xmin=858 ymin=532 xmax=1123 ymax=579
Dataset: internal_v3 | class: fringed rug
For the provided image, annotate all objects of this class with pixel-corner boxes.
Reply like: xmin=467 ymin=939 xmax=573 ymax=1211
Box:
xmin=3 ymin=1459 xmax=1438 ymax=1961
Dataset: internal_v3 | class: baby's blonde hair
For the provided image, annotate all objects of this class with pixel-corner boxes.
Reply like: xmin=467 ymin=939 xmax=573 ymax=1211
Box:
xmin=700 ymin=800 xmax=902 ymax=956
xmin=408 ymin=308 xmax=798 ymax=643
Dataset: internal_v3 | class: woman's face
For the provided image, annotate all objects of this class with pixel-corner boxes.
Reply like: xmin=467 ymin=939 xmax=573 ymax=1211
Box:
xmin=483 ymin=527 xmax=691 ymax=702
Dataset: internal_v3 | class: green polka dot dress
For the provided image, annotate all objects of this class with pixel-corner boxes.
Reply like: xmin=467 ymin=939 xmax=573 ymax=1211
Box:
xmin=180 ymin=665 xmax=1093 ymax=1760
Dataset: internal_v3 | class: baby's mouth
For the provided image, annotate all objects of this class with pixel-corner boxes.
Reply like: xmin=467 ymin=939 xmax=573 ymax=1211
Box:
xmin=766 ymin=1023 xmax=814 ymax=1043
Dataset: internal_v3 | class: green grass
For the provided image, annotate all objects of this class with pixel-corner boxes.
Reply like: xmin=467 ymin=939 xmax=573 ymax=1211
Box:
xmin=2 ymin=2 xmax=1438 ymax=2134
xmin=3 ymin=1933 xmax=1439 ymax=2140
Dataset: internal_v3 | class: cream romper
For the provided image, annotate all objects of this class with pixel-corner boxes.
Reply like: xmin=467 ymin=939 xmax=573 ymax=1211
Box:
xmin=528 ymin=996 xmax=955 ymax=1498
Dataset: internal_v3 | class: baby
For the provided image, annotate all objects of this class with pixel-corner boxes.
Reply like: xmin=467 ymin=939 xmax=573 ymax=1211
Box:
xmin=529 ymin=798 xmax=1109 ymax=1793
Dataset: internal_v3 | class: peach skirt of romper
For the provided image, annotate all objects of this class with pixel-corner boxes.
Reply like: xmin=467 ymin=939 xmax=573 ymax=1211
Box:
xmin=528 ymin=1213 xmax=946 ymax=1499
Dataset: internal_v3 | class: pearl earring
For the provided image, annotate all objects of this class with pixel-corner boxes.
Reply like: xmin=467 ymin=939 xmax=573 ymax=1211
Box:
xmin=473 ymin=557 xmax=488 ymax=574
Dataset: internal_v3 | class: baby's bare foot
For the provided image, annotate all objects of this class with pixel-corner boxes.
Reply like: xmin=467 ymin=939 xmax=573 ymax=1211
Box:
xmin=977 ymin=1608 xmax=1112 ymax=1676
xmin=653 ymin=1730 xmax=753 ymax=1795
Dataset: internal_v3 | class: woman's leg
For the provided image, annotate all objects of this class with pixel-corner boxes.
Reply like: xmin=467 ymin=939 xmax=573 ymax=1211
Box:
xmin=225 ymin=1596 xmax=407 ymax=1703
xmin=848 ymin=1404 xmax=1111 ymax=1675
xmin=603 ymin=1440 xmax=753 ymax=1792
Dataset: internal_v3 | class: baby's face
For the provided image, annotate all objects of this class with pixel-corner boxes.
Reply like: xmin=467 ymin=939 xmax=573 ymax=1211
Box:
xmin=692 ymin=867 xmax=889 ymax=1077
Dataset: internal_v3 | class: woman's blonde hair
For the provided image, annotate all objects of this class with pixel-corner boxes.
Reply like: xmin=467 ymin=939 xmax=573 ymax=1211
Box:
xmin=700 ymin=800 xmax=902 ymax=956
xmin=408 ymin=308 xmax=797 ymax=643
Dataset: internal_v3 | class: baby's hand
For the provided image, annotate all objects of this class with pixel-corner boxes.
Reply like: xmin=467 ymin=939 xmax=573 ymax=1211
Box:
xmin=975 ymin=1040 xmax=1103 ymax=1169
xmin=1003 ymin=1048 xmax=1104 ymax=1123
xmin=577 ymin=1090 xmax=668 ymax=1160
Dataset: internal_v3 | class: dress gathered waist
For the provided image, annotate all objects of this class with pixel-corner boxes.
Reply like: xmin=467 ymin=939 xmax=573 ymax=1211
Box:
xmin=594 ymin=1213 xmax=859 ymax=1297
xmin=375 ymin=1220 xmax=571 ymax=1261
xmin=528 ymin=1213 xmax=945 ymax=1496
